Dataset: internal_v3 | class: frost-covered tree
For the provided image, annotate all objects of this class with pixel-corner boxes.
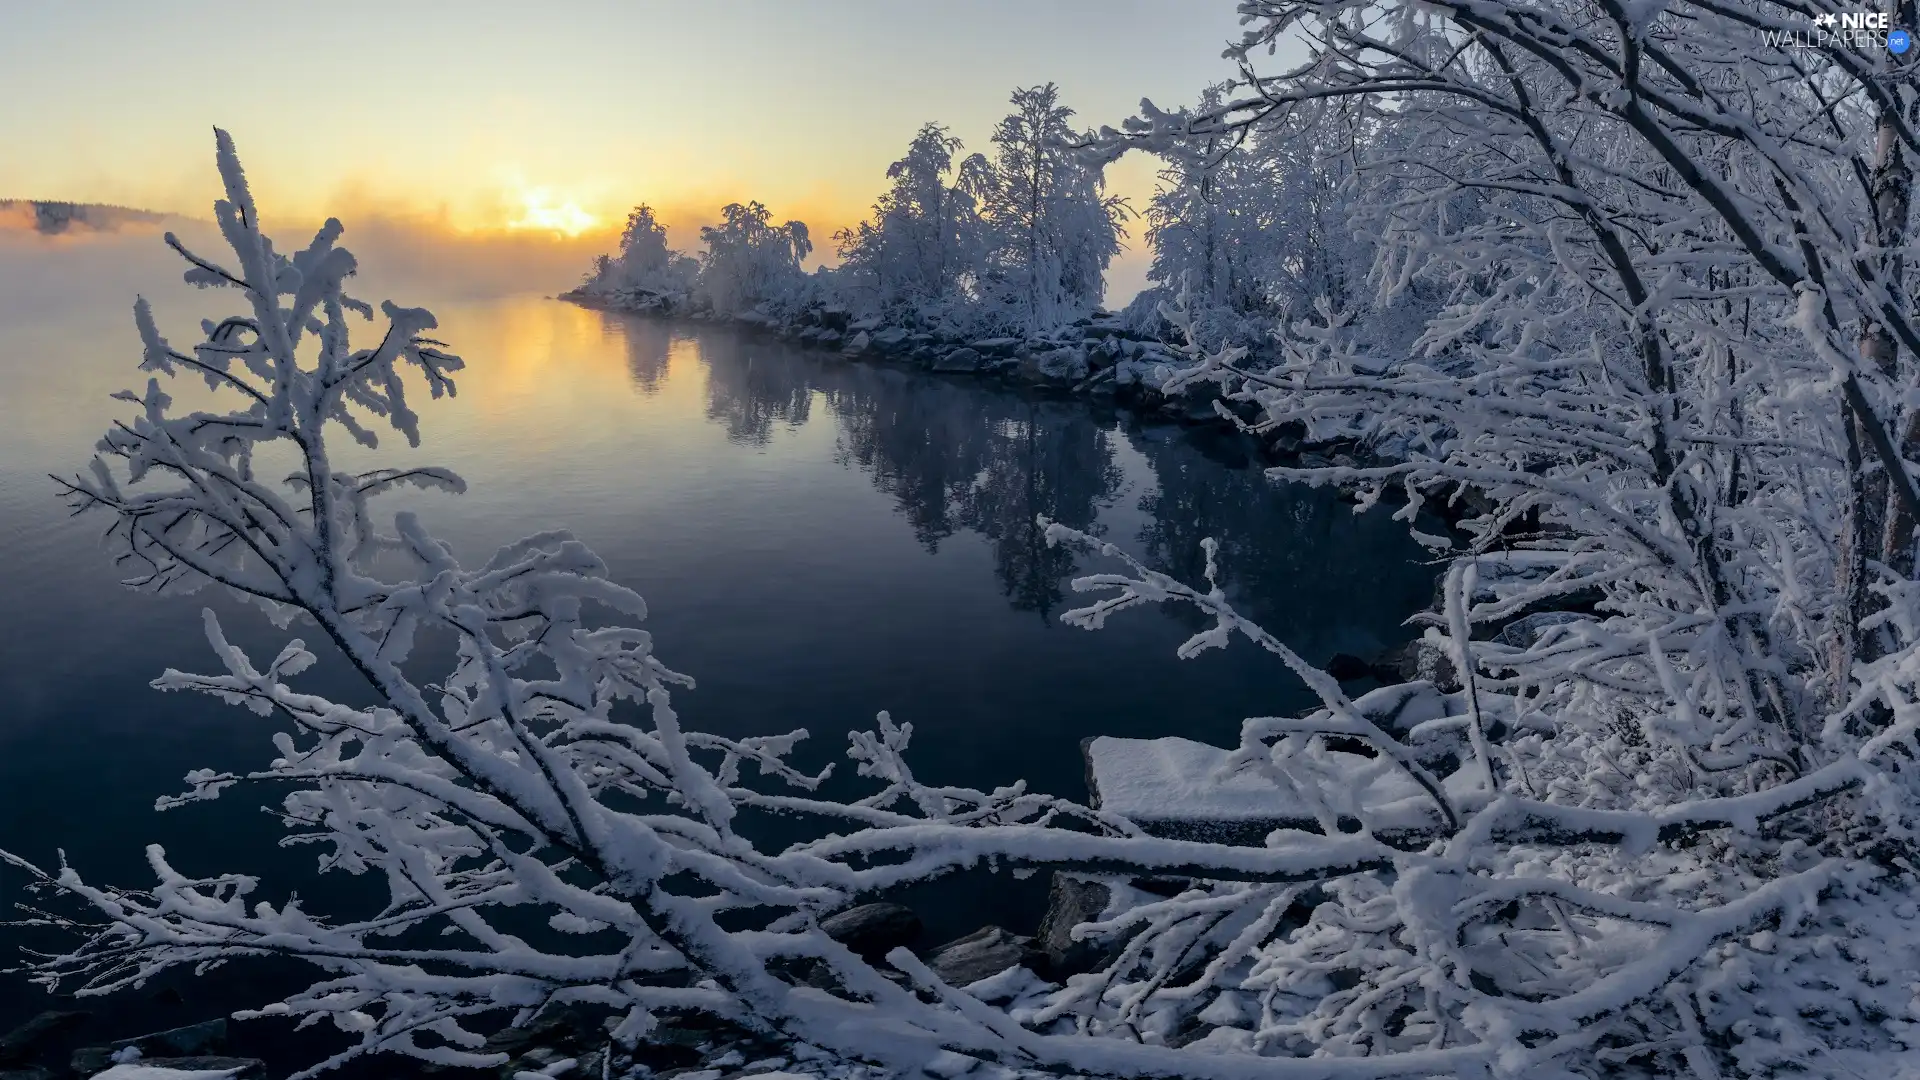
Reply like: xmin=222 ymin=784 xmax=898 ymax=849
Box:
xmin=697 ymin=200 xmax=813 ymax=316
xmin=1141 ymin=84 xmax=1280 ymax=329
xmin=579 ymin=205 xmax=699 ymax=305
xmin=1067 ymin=0 xmax=1920 ymax=1070
xmin=980 ymin=84 xmax=1130 ymax=332
xmin=1137 ymin=89 xmax=1405 ymax=350
xmin=834 ymin=123 xmax=991 ymax=320
xmin=616 ymin=205 xmax=699 ymax=290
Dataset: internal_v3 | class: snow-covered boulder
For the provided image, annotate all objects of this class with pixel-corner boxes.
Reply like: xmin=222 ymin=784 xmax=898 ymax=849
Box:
xmin=819 ymin=902 xmax=921 ymax=960
xmin=924 ymin=926 xmax=1043 ymax=988
xmin=1011 ymin=347 xmax=1089 ymax=387
xmin=969 ymin=336 xmax=1021 ymax=356
xmin=931 ymin=347 xmax=985 ymax=373
xmin=90 ymin=1060 xmax=261 ymax=1080
xmin=842 ymin=330 xmax=872 ymax=356
xmin=735 ymin=308 xmax=779 ymax=331
xmin=870 ymin=327 xmax=911 ymax=354
xmin=1083 ymin=719 xmax=1469 ymax=843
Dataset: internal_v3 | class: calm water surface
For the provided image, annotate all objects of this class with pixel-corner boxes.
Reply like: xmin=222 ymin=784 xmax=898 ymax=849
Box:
xmin=0 ymin=230 xmax=1433 ymax=1050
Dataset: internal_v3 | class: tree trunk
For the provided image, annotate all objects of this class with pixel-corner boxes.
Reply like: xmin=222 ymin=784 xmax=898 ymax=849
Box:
xmin=1837 ymin=23 xmax=1917 ymax=699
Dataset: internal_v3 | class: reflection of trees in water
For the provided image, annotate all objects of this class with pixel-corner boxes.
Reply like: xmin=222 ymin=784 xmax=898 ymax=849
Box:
xmin=830 ymin=371 xmax=990 ymax=550
xmin=674 ymin=330 xmax=1423 ymax=632
xmin=611 ymin=314 xmax=674 ymax=395
xmin=950 ymin=406 xmax=1124 ymax=617
xmin=708 ymin=354 xmax=1126 ymax=618
xmin=824 ymin=370 xmax=1122 ymax=617
xmin=697 ymin=332 xmax=816 ymax=446
xmin=1129 ymin=430 xmax=1431 ymax=655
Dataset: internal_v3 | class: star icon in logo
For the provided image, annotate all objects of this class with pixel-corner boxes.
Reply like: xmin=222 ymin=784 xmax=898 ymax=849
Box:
xmin=1813 ymin=11 xmax=1837 ymax=25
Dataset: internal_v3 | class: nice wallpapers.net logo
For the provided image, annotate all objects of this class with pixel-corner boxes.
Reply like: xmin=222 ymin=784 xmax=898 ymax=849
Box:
xmin=1761 ymin=9 xmax=1912 ymax=51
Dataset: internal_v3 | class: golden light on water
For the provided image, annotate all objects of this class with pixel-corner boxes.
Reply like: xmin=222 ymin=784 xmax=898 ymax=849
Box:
xmin=506 ymin=187 xmax=599 ymax=237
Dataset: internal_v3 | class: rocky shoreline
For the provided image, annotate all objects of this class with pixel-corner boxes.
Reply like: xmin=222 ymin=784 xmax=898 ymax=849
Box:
xmin=555 ymin=287 xmax=1370 ymax=472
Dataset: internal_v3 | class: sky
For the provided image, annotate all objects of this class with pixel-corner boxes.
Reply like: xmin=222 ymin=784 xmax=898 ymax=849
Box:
xmin=0 ymin=1 xmax=1260 ymax=302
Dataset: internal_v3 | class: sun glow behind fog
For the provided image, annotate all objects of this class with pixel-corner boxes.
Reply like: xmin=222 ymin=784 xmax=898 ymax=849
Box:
xmin=506 ymin=187 xmax=600 ymax=237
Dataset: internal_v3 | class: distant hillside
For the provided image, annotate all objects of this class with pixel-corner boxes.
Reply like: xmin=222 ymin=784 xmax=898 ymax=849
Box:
xmin=0 ymin=199 xmax=173 ymax=235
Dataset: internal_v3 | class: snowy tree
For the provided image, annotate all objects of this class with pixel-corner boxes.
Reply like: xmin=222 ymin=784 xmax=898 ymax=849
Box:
xmin=980 ymin=84 xmax=1130 ymax=332
xmin=614 ymin=205 xmax=699 ymax=290
xmin=578 ymin=205 xmax=699 ymax=305
xmin=1141 ymin=83 xmax=1283 ymax=337
xmin=697 ymin=200 xmax=813 ymax=316
xmin=834 ymin=123 xmax=992 ymax=321
xmin=1066 ymin=0 xmax=1920 ymax=1070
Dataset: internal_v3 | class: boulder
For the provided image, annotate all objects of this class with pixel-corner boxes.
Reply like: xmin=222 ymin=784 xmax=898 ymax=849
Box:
xmin=108 ymin=1020 xmax=226 ymax=1058
xmin=480 ymin=1004 xmax=598 ymax=1058
xmin=74 ymin=1049 xmax=263 ymax=1080
xmin=968 ymin=337 xmax=1021 ymax=357
xmin=797 ymin=327 xmax=823 ymax=345
xmin=103 ymin=1058 xmax=262 ymax=1079
xmin=1012 ymin=348 xmax=1088 ymax=387
xmin=816 ymin=330 xmax=844 ymax=349
xmin=842 ymin=330 xmax=872 ymax=356
xmin=819 ymin=306 xmax=851 ymax=332
xmin=1490 ymin=610 xmax=1592 ymax=650
xmin=820 ymin=902 xmax=922 ymax=959
xmin=1041 ymin=348 xmax=1089 ymax=383
xmin=1325 ymin=653 xmax=1375 ymax=682
xmin=870 ymin=328 xmax=911 ymax=354
xmin=1037 ymin=875 xmax=1116 ymax=978
xmin=925 ymin=926 xmax=1044 ymax=988
xmin=931 ymin=347 xmax=985 ymax=373
xmin=1371 ymin=637 xmax=1459 ymax=692
xmin=0 ymin=1012 xmax=88 ymax=1066
xmin=850 ymin=316 xmax=882 ymax=333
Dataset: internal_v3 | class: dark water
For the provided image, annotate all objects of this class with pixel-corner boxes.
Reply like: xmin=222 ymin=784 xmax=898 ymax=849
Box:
xmin=0 ymin=235 xmax=1434 ymax=1059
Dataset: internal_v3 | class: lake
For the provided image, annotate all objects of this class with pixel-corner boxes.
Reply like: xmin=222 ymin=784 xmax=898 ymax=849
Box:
xmin=0 ymin=228 xmax=1434 ymax=1055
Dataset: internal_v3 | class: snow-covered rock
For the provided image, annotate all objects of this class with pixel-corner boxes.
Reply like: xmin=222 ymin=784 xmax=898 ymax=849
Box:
xmin=969 ymin=337 xmax=1021 ymax=356
xmin=925 ymin=926 xmax=1043 ymax=987
xmin=931 ymin=347 xmax=984 ymax=373
xmin=90 ymin=1060 xmax=260 ymax=1080
xmin=1083 ymin=726 xmax=1463 ymax=842
xmin=819 ymin=902 xmax=921 ymax=959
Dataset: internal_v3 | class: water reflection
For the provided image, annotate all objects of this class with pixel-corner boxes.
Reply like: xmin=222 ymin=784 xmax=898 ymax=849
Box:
xmin=618 ymin=313 xmax=676 ymax=395
xmin=701 ymin=333 xmax=817 ymax=444
xmin=825 ymin=370 xmax=1124 ymax=617
xmin=629 ymin=312 xmax=1432 ymax=641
